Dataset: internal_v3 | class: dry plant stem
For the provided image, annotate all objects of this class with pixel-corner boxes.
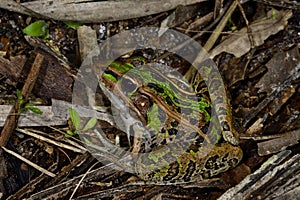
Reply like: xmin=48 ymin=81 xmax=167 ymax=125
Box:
xmin=0 ymin=53 xmax=44 ymax=146
xmin=1 ymin=146 xmax=56 ymax=177
xmin=69 ymin=161 xmax=100 ymax=200
xmin=16 ymin=128 xmax=86 ymax=153
xmin=184 ymin=0 xmax=238 ymax=81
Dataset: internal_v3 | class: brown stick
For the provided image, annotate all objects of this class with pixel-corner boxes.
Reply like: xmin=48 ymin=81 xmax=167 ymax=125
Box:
xmin=0 ymin=53 xmax=44 ymax=146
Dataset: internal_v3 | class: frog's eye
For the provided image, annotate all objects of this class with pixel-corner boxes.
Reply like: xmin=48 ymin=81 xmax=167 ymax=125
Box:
xmin=133 ymin=94 xmax=152 ymax=115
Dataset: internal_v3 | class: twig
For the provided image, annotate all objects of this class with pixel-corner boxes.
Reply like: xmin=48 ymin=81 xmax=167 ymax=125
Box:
xmin=16 ymin=128 xmax=86 ymax=153
xmin=2 ymin=146 xmax=56 ymax=177
xmin=69 ymin=161 xmax=100 ymax=200
xmin=0 ymin=53 xmax=44 ymax=146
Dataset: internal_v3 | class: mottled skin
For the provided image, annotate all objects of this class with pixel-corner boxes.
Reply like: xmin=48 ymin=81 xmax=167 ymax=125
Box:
xmin=93 ymin=56 xmax=243 ymax=183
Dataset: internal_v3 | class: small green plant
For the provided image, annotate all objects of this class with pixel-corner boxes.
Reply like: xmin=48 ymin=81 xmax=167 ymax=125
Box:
xmin=22 ymin=20 xmax=49 ymax=39
xmin=64 ymin=21 xmax=83 ymax=30
xmin=271 ymin=9 xmax=276 ymax=19
xmin=17 ymin=89 xmax=42 ymax=115
xmin=66 ymin=108 xmax=97 ymax=137
xmin=227 ymin=18 xmax=237 ymax=31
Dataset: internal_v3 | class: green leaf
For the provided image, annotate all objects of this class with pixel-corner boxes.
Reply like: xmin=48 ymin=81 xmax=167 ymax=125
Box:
xmin=16 ymin=89 xmax=22 ymax=101
xmin=66 ymin=130 xmax=75 ymax=137
xmin=22 ymin=103 xmax=42 ymax=114
xmin=69 ymin=108 xmax=81 ymax=131
xmin=230 ymin=26 xmax=237 ymax=31
xmin=23 ymin=20 xmax=49 ymax=38
xmin=18 ymin=99 xmax=24 ymax=107
xmin=82 ymin=117 xmax=97 ymax=132
xmin=28 ymin=106 xmax=43 ymax=115
xmin=64 ymin=21 xmax=83 ymax=30
xmin=271 ymin=9 xmax=276 ymax=19
xmin=24 ymin=103 xmax=34 ymax=109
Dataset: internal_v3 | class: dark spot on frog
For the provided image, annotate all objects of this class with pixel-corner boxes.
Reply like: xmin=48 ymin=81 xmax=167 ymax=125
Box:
xmin=104 ymin=70 xmax=120 ymax=80
xmin=182 ymin=160 xmax=196 ymax=181
xmin=147 ymin=82 xmax=164 ymax=93
xmin=221 ymin=153 xmax=229 ymax=162
xmin=171 ymin=120 xmax=179 ymax=127
xmin=187 ymin=143 xmax=200 ymax=152
xmin=205 ymin=155 xmax=220 ymax=170
xmin=168 ymin=128 xmax=177 ymax=135
xmin=149 ymin=130 xmax=156 ymax=137
xmin=163 ymin=158 xmax=180 ymax=181
xmin=200 ymin=125 xmax=208 ymax=134
xmin=160 ymin=139 xmax=167 ymax=145
xmin=129 ymin=125 xmax=135 ymax=137
xmin=149 ymin=143 xmax=157 ymax=149
xmin=165 ymin=96 xmax=173 ymax=106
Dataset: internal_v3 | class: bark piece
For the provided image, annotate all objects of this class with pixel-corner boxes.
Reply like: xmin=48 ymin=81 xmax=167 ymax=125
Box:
xmin=218 ymin=150 xmax=300 ymax=200
xmin=1 ymin=0 xmax=208 ymax=23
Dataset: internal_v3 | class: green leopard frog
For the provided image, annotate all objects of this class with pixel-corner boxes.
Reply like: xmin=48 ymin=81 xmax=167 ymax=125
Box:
xmin=94 ymin=56 xmax=242 ymax=183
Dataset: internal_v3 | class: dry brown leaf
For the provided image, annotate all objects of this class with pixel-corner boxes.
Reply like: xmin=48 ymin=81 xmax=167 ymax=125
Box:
xmin=209 ymin=9 xmax=292 ymax=58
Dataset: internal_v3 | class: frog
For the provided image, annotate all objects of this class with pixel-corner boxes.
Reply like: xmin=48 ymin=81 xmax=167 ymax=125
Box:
xmin=87 ymin=55 xmax=243 ymax=183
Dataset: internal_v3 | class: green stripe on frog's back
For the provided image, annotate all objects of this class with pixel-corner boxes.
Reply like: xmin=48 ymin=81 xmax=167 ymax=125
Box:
xmin=101 ymin=58 xmax=212 ymax=125
xmin=96 ymin=56 xmax=242 ymax=183
xmin=124 ymin=67 xmax=211 ymax=122
xmin=102 ymin=56 xmax=238 ymax=145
